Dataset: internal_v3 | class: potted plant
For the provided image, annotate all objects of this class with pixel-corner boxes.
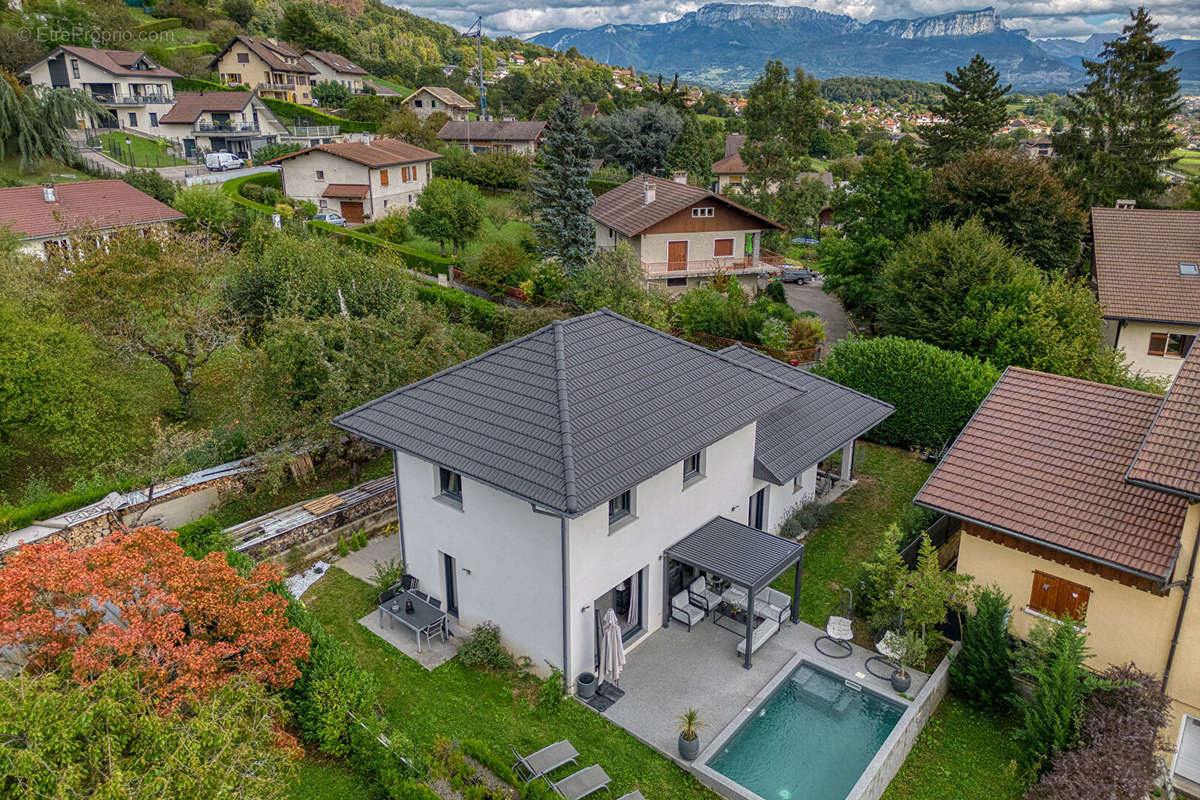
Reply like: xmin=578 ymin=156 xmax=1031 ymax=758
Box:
xmin=891 ymin=629 xmax=926 ymax=694
xmin=677 ymin=708 xmax=704 ymax=761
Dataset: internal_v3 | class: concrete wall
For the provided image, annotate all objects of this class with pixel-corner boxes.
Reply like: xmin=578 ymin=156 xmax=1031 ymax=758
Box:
xmin=1108 ymin=319 xmax=1200 ymax=381
xmin=564 ymin=424 xmax=761 ymax=682
xmin=279 ymin=149 xmax=433 ymax=219
xmin=394 ymin=450 xmax=565 ymax=672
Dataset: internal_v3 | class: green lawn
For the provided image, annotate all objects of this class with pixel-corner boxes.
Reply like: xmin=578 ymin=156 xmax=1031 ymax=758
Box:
xmin=406 ymin=193 xmax=532 ymax=263
xmin=89 ymin=132 xmax=188 ymax=168
xmin=368 ymin=76 xmax=413 ymax=97
xmin=0 ymin=155 xmax=88 ymax=185
xmin=288 ymin=756 xmax=374 ymax=800
xmin=1172 ymin=148 xmax=1200 ymax=177
xmin=300 ymin=567 xmax=716 ymax=800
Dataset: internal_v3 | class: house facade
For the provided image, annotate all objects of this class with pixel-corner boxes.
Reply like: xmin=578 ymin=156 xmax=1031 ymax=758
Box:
xmin=20 ymin=45 xmax=179 ymax=136
xmin=403 ymin=87 xmax=473 ymax=121
xmin=0 ymin=180 xmax=184 ymax=257
xmin=303 ymin=50 xmax=368 ymax=95
xmin=1093 ymin=206 xmax=1200 ymax=381
xmin=157 ymin=91 xmax=289 ymax=159
xmin=437 ymin=120 xmax=545 ymax=154
xmin=916 ymin=363 xmax=1200 ymax=793
xmin=591 ymin=175 xmax=785 ymax=294
xmin=267 ymin=138 xmax=440 ymax=223
xmin=333 ymin=311 xmax=891 ymax=684
xmin=212 ymin=36 xmax=317 ymax=104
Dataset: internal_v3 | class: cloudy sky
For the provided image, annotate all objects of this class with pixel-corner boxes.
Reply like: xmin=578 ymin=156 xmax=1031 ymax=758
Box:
xmin=390 ymin=0 xmax=1200 ymax=42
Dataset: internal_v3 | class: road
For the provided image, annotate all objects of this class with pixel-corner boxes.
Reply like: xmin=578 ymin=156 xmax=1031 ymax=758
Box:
xmin=783 ymin=279 xmax=855 ymax=347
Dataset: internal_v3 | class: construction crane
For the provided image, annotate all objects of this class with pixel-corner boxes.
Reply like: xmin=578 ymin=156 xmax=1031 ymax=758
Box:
xmin=459 ymin=16 xmax=488 ymax=122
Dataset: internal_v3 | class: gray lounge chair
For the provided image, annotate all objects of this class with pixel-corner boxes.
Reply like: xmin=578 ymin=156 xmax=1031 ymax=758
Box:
xmin=617 ymin=791 xmax=647 ymax=800
xmin=547 ymin=764 xmax=612 ymax=800
xmin=512 ymin=740 xmax=580 ymax=781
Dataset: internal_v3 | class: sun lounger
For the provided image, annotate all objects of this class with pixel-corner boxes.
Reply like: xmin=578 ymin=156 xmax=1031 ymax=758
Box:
xmin=547 ymin=764 xmax=612 ymax=800
xmin=512 ymin=740 xmax=580 ymax=782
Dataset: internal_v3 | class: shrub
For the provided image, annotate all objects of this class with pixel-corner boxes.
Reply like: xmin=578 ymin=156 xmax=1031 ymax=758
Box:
xmin=1016 ymin=616 xmax=1091 ymax=779
xmin=434 ymin=145 xmax=533 ymax=190
xmin=814 ymin=336 xmax=1000 ymax=449
xmin=764 ymin=280 xmax=787 ymax=303
xmin=372 ymin=557 xmax=405 ymax=595
xmin=776 ymin=499 xmax=832 ymax=539
xmin=462 ymin=239 xmax=531 ymax=294
xmin=758 ymin=317 xmax=791 ymax=351
xmin=173 ymin=183 xmax=235 ymax=231
xmin=356 ymin=530 xmax=369 ymax=548
xmin=857 ymin=524 xmax=907 ymax=632
xmin=241 ymin=182 xmax=265 ymax=203
xmin=337 ymin=536 xmax=349 ymax=557
xmin=951 ymin=584 xmax=1014 ymax=712
xmin=122 ymin=169 xmax=176 ymax=204
xmin=252 ymin=142 xmax=304 ymax=163
xmin=789 ymin=316 xmax=825 ymax=349
xmin=457 ymin=621 xmax=516 ymax=672
xmin=374 ymin=213 xmax=412 ymax=244
xmin=175 ymin=515 xmax=229 ymax=559
xmin=538 ymin=668 xmax=565 ymax=709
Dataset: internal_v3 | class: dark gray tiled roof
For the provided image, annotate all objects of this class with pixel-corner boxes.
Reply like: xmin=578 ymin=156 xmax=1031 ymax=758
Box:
xmin=666 ymin=516 xmax=803 ymax=590
xmin=719 ymin=345 xmax=894 ymax=484
xmin=333 ymin=310 xmax=806 ymax=515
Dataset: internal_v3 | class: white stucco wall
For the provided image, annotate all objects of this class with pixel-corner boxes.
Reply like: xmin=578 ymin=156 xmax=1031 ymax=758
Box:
xmin=404 ymin=89 xmax=470 ymax=121
xmin=304 ymin=57 xmax=364 ymax=93
xmin=1108 ymin=319 xmax=1200 ymax=381
xmin=766 ymin=464 xmax=817 ymax=534
xmin=279 ymin=150 xmax=433 ymax=219
xmin=23 ymin=52 xmax=174 ymax=136
xmin=394 ymin=451 xmax=565 ymax=671
xmin=639 ymin=230 xmax=753 ymax=265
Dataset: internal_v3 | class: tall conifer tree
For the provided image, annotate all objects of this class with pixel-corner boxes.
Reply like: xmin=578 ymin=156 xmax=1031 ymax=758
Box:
xmin=924 ymin=54 xmax=1011 ymax=167
xmin=532 ymin=94 xmax=595 ymax=274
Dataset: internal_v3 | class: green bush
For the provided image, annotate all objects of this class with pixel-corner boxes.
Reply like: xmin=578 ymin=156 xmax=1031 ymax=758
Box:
xmin=777 ymin=499 xmax=833 ymax=538
xmin=261 ymin=98 xmax=378 ymax=133
xmin=951 ymin=585 xmax=1014 ymax=712
xmin=175 ymin=515 xmax=229 ymax=559
xmin=434 ymin=146 xmax=532 ymax=190
xmin=122 ymin=169 xmax=176 ymax=204
xmin=252 ymin=142 xmax=304 ymax=163
xmin=764 ymin=280 xmax=787 ymax=303
xmin=537 ymin=669 xmax=565 ymax=709
xmin=337 ymin=536 xmax=349 ymax=557
xmin=173 ymin=183 xmax=235 ymax=231
xmin=814 ymin=336 xmax=1000 ymax=449
xmin=172 ymin=77 xmax=235 ymax=93
xmin=457 ymin=621 xmax=516 ymax=672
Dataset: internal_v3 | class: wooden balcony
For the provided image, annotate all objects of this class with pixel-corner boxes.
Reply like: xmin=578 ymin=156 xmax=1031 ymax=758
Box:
xmin=642 ymin=250 xmax=786 ymax=279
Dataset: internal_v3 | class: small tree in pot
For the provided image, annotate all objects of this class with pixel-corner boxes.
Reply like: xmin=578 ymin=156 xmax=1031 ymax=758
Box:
xmin=891 ymin=628 xmax=926 ymax=693
xmin=677 ymin=708 xmax=704 ymax=761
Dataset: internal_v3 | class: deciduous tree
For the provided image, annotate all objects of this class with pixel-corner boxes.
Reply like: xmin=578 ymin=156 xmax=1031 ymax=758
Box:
xmin=923 ymin=54 xmax=1011 ymax=167
xmin=591 ymin=104 xmax=682 ymax=175
xmin=410 ymin=176 xmax=484 ymax=256
xmin=312 ymin=80 xmax=352 ymax=109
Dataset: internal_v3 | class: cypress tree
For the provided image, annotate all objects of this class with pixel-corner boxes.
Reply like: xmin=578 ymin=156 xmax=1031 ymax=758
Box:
xmin=950 ymin=585 xmax=1014 ymax=712
xmin=666 ymin=111 xmax=712 ymax=186
xmin=1053 ymin=7 xmax=1183 ymax=207
xmin=924 ymin=54 xmax=1011 ymax=167
xmin=532 ymin=94 xmax=595 ymax=274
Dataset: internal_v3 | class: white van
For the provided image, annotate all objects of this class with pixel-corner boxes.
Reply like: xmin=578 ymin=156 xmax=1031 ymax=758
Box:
xmin=205 ymin=152 xmax=244 ymax=171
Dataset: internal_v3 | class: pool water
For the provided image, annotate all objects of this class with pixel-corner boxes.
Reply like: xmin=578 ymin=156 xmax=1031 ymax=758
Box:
xmin=707 ymin=663 xmax=904 ymax=800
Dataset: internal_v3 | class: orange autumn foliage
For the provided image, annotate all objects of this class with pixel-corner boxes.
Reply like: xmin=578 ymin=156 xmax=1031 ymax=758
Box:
xmin=0 ymin=526 xmax=309 ymax=709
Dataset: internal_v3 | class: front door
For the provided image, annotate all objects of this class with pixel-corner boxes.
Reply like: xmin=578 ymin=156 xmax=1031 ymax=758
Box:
xmin=340 ymin=201 xmax=364 ymax=224
xmin=748 ymin=488 xmax=766 ymax=530
xmin=667 ymin=240 xmax=688 ymax=272
xmin=442 ymin=553 xmax=459 ymax=617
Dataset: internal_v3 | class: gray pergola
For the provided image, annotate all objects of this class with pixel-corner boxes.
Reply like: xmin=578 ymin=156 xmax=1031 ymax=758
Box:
xmin=663 ymin=516 xmax=804 ymax=669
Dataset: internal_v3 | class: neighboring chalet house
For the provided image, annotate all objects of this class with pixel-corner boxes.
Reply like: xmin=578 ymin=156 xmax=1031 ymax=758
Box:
xmin=333 ymin=310 xmax=892 ymax=679
xmin=403 ymin=87 xmax=473 ymax=120
xmin=0 ymin=180 xmax=183 ymax=257
xmin=266 ymin=138 xmax=440 ymax=224
xmin=1093 ymin=206 xmax=1200 ymax=381
xmin=916 ymin=360 xmax=1200 ymax=794
xmin=302 ymin=50 xmax=368 ymax=95
xmin=20 ymin=45 xmax=178 ymax=135
xmin=157 ymin=91 xmax=289 ymax=159
xmin=212 ymin=36 xmax=317 ymax=104
xmin=590 ymin=174 xmax=785 ymax=294
xmin=711 ymin=132 xmax=746 ymax=192
xmin=437 ymin=120 xmax=545 ymax=154
xmin=1018 ymin=136 xmax=1054 ymax=158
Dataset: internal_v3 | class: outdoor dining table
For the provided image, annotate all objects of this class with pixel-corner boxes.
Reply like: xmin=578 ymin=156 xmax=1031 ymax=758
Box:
xmin=378 ymin=590 xmax=446 ymax=652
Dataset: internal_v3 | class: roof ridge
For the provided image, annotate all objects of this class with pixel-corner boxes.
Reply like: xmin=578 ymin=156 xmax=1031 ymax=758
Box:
xmin=552 ymin=320 xmax=580 ymax=514
xmin=1004 ymin=365 xmax=1165 ymax=401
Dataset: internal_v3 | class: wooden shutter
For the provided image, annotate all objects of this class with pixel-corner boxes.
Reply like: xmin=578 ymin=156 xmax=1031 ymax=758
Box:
xmin=714 ymin=238 xmax=734 ymax=257
xmin=380 ymin=169 xmax=389 ymax=186
xmin=1030 ymin=571 xmax=1060 ymax=614
xmin=1056 ymin=579 xmax=1091 ymax=621
xmin=1149 ymin=333 xmax=1168 ymax=356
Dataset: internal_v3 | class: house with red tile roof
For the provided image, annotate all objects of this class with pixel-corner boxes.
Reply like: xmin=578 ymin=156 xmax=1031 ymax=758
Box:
xmin=915 ymin=360 xmax=1200 ymax=788
xmin=1093 ymin=205 xmax=1200 ymax=381
xmin=0 ymin=180 xmax=184 ymax=257
xmin=157 ymin=91 xmax=290 ymax=160
xmin=212 ymin=36 xmax=318 ymax=104
xmin=264 ymin=138 xmax=441 ymax=224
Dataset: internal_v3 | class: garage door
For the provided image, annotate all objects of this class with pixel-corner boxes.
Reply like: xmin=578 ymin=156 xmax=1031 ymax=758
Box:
xmin=341 ymin=201 xmax=364 ymax=224
xmin=1177 ymin=716 xmax=1200 ymax=783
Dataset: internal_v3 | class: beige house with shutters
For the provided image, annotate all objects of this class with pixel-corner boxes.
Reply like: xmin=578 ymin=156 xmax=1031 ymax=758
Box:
xmin=212 ymin=36 xmax=317 ymax=104
xmin=265 ymin=138 xmax=440 ymax=224
xmin=402 ymin=86 xmax=473 ymax=120
xmin=916 ymin=363 xmax=1200 ymax=794
xmin=1094 ymin=206 xmax=1200 ymax=382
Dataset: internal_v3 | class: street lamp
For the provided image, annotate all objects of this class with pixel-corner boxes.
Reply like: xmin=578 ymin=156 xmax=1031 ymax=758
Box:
xmin=124 ymin=136 xmax=132 ymax=167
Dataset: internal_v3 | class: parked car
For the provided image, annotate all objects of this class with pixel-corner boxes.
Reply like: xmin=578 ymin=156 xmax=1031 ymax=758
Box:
xmin=781 ymin=266 xmax=821 ymax=284
xmin=313 ymin=211 xmax=348 ymax=227
xmin=205 ymin=152 xmax=244 ymax=171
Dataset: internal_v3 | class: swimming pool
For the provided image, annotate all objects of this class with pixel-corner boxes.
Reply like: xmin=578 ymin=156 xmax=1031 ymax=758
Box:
xmin=706 ymin=662 xmax=904 ymax=800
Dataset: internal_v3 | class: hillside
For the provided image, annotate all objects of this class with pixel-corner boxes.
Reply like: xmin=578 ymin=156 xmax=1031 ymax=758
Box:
xmin=532 ymin=3 xmax=1086 ymax=92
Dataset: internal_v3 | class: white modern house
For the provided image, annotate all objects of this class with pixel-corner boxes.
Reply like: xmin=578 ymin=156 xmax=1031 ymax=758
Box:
xmin=157 ymin=91 xmax=290 ymax=159
xmin=334 ymin=311 xmax=891 ymax=684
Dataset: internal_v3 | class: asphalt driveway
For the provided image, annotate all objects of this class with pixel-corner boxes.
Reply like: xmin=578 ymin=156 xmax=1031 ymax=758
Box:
xmin=783 ymin=279 xmax=855 ymax=346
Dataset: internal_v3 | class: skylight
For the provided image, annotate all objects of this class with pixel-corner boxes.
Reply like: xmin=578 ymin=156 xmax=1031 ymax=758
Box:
xmin=1180 ymin=262 xmax=1199 ymax=276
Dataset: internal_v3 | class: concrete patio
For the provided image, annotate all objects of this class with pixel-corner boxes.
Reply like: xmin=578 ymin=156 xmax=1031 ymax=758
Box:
xmin=358 ymin=607 xmax=460 ymax=670
xmin=598 ymin=615 xmax=928 ymax=763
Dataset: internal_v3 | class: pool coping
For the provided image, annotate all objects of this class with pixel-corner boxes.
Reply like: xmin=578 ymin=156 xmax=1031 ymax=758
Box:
xmin=691 ymin=641 xmax=960 ymax=800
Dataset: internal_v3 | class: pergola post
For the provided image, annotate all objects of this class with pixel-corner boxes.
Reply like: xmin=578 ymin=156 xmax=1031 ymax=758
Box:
xmin=840 ymin=441 xmax=855 ymax=482
xmin=662 ymin=557 xmax=672 ymax=628
xmin=790 ymin=550 xmax=803 ymax=624
xmin=744 ymin=588 xmax=755 ymax=670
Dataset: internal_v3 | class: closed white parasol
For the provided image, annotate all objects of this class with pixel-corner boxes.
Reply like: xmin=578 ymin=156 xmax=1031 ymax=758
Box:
xmin=599 ymin=608 xmax=626 ymax=686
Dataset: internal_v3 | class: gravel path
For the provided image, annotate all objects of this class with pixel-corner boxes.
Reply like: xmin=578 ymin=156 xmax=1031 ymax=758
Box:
xmin=784 ymin=279 xmax=856 ymax=346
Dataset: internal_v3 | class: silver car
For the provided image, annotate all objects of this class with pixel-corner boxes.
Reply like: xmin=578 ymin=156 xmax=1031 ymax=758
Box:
xmin=312 ymin=211 xmax=347 ymax=227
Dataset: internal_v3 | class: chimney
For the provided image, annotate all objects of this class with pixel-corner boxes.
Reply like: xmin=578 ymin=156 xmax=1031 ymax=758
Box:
xmin=643 ymin=176 xmax=655 ymax=205
xmin=1115 ymin=199 xmax=1136 ymax=210
xmin=42 ymin=183 xmax=56 ymax=203
xmin=672 ymin=170 xmax=688 ymax=184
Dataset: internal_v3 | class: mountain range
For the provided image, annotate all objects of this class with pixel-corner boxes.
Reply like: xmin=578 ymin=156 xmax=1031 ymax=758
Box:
xmin=532 ymin=4 xmax=1200 ymax=93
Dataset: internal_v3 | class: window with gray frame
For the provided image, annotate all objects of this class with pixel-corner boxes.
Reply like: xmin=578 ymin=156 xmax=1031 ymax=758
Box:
xmin=439 ymin=467 xmax=462 ymax=502
xmin=608 ymin=489 xmax=632 ymax=525
xmin=683 ymin=451 xmax=702 ymax=483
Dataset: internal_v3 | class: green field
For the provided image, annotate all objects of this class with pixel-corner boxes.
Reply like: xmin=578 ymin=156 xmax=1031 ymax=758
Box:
xmin=1173 ymin=148 xmax=1200 ymax=177
xmin=0 ymin=155 xmax=88 ymax=185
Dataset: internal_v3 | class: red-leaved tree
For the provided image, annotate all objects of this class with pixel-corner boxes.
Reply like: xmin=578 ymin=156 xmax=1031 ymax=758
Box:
xmin=0 ymin=526 xmax=309 ymax=709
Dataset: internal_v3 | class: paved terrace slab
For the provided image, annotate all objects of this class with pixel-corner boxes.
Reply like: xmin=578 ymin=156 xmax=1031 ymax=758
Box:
xmin=598 ymin=617 xmax=928 ymax=763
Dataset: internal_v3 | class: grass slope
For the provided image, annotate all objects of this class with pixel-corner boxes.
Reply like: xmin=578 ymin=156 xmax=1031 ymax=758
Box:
xmin=89 ymin=131 xmax=187 ymax=167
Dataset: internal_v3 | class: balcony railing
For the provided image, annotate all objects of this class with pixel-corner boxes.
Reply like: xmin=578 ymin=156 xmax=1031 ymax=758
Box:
xmin=642 ymin=250 xmax=786 ymax=279
xmin=194 ymin=122 xmax=260 ymax=133
xmin=257 ymin=81 xmax=297 ymax=91
xmin=91 ymin=93 xmax=172 ymax=105
xmin=289 ymin=125 xmax=340 ymax=137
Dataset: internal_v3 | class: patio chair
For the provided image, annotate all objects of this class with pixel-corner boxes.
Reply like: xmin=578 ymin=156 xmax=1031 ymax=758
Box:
xmin=736 ymin=617 xmax=780 ymax=656
xmin=378 ymin=583 xmax=402 ymax=605
xmin=400 ymin=574 xmax=419 ymax=592
xmin=511 ymin=740 xmax=580 ymax=782
xmin=864 ymin=630 xmax=906 ymax=680
xmin=427 ymin=596 xmax=442 ymax=610
xmin=687 ymin=576 xmax=721 ymax=612
xmin=755 ymin=586 xmax=792 ymax=625
xmin=815 ymin=588 xmax=854 ymax=658
xmin=413 ymin=590 xmax=430 ymax=603
xmin=421 ymin=616 xmax=447 ymax=647
xmin=546 ymin=764 xmax=612 ymax=800
xmin=671 ymin=590 xmax=705 ymax=630
xmin=617 ymin=792 xmax=647 ymax=800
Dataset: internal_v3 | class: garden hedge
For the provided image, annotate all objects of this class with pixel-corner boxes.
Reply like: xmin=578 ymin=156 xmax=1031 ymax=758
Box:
xmin=260 ymin=98 xmax=378 ymax=133
xmin=164 ymin=42 xmax=220 ymax=56
xmin=813 ymin=335 xmax=1000 ymax=449
xmin=588 ymin=178 xmax=622 ymax=196
xmin=172 ymin=77 xmax=236 ymax=93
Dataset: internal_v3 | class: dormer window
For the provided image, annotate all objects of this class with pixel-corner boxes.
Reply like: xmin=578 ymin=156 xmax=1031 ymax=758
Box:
xmin=1181 ymin=262 xmax=1198 ymax=276
xmin=691 ymin=207 xmax=714 ymax=218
